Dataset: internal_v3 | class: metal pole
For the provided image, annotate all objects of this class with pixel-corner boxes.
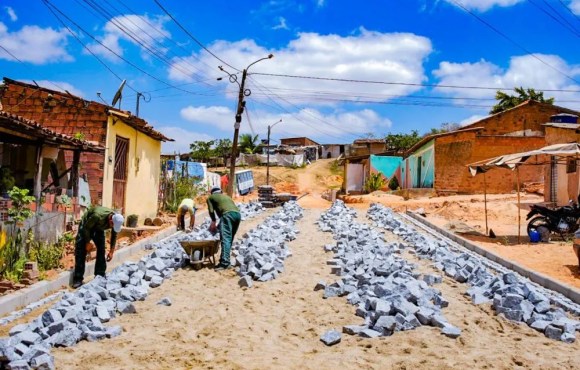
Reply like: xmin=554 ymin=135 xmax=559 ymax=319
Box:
xmin=517 ymin=167 xmax=521 ymax=244
xmin=484 ymin=171 xmax=488 ymax=235
xmin=136 ymin=92 xmax=142 ymax=117
xmin=266 ymin=125 xmax=271 ymax=186
xmin=228 ymin=68 xmax=247 ymax=197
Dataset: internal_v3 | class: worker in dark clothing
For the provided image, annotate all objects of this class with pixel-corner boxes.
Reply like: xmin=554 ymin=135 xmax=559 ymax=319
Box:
xmin=72 ymin=206 xmax=124 ymax=288
xmin=207 ymin=187 xmax=241 ymax=270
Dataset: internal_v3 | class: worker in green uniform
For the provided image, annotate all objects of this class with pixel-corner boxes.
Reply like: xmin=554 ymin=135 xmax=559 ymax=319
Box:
xmin=72 ymin=206 xmax=124 ymax=288
xmin=176 ymin=198 xmax=197 ymax=231
xmin=207 ymin=187 xmax=241 ymax=270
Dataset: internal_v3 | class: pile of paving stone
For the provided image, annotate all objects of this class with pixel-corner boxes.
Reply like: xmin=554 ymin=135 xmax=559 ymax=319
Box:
xmin=0 ymin=225 xmax=215 ymax=369
xmin=0 ymin=291 xmax=65 ymax=327
xmin=233 ymin=201 xmax=303 ymax=288
xmin=316 ymin=200 xmax=460 ymax=343
xmin=367 ymin=203 xmax=580 ymax=343
xmin=237 ymin=201 xmax=265 ymax=220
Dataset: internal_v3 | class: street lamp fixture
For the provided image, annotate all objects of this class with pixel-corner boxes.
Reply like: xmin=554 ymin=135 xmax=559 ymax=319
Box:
xmin=217 ymin=54 xmax=274 ymax=196
xmin=266 ymin=119 xmax=282 ymax=186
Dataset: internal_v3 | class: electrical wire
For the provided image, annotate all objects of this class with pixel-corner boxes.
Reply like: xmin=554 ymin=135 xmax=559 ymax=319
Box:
xmin=449 ymin=0 xmax=580 ymax=85
xmin=252 ymin=72 xmax=580 ymax=93
xmin=153 ymin=0 xmax=240 ymax=72
xmin=527 ymin=0 xmax=580 ymax=38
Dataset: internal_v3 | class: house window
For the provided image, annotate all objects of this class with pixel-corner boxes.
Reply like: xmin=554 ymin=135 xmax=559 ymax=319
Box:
xmin=566 ymin=158 xmax=577 ymax=174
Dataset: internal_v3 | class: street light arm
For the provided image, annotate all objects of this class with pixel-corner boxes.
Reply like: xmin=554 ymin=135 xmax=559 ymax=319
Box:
xmin=269 ymin=118 xmax=282 ymax=129
xmin=247 ymin=54 xmax=274 ymax=71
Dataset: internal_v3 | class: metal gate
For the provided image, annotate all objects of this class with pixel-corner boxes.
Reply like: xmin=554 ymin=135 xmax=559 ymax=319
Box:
xmin=113 ymin=136 xmax=129 ymax=212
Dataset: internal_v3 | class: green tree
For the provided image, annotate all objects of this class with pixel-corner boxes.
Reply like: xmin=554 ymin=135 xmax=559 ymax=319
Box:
xmin=238 ymin=134 xmax=260 ymax=154
xmin=490 ymin=87 xmax=554 ymax=114
xmin=189 ymin=140 xmax=214 ymax=163
xmin=213 ymin=138 xmax=232 ymax=167
xmin=425 ymin=122 xmax=461 ymax=136
xmin=385 ymin=130 xmax=421 ymax=155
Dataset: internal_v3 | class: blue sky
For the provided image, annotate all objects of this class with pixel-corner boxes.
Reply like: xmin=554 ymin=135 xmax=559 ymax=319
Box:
xmin=1 ymin=0 xmax=579 ymax=153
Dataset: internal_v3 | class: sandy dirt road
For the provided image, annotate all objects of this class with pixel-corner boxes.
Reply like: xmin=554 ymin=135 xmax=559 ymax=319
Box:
xmin=52 ymin=206 xmax=580 ymax=370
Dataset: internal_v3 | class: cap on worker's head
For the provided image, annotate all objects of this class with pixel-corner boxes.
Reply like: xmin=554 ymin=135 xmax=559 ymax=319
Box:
xmin=210 ymin=186 xmax=222 ymax=194
xmin=112 ymin=213 xmax=124 ymax=233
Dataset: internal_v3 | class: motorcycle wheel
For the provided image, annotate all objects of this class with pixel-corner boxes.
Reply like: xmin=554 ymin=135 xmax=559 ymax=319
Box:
xmin=527 ymin=217 xmax=551 ymax=242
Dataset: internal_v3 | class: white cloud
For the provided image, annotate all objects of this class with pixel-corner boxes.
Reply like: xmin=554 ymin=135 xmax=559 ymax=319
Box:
xmin=571 ymin=0 xmax=580 ymax=15
xmin=26 ymin=80 xmax=85 ymax=97
xmin=272 ymin=17 xmax=289 ymax=30
xmin=433 ymin=54 xmax=580 ymax=111
xmin=158 ymin=126 xmax=214 ymax=154
xmin=180 ymin=104 xmax=392 ymax=143
xmin=5 ymin=7 xmax=17 ymax=22
xmin=316 ymin=0 xmax=326 ymax=8
xmin=444 ymin=0 xmax=524 ymax=12
xmin=0 ymin=22 xmax=72 ymax=64
xmin=169 ymin=28 xmax=432 ymax=105
xmin=460 ymin=114 xmax=488 ymax=126
xmin=87 ymin=14 xmax=170 ymax=62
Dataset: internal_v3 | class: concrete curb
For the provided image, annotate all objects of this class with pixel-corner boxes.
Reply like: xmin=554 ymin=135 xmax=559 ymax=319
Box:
xmin=405 ymin=211 xmax=580 ymax=305
xmin=0 ymin=225 xmax=179 ymax=318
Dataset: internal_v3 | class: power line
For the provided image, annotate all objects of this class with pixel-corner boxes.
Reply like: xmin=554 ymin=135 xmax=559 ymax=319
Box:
xmin=42 ymin=0 xmax=211 ymax=98
xmin=153 ymin=0 xmax=239 ymax=72
xmin=557 ymin=0 xmax=580 ymax=23
xmin=449 ymin=0 xmax=580 ymax=85
xmin=527 ymin=0 xmax=580 ymax=38
xmin=252 ymin=72 xmax=580 ymax=93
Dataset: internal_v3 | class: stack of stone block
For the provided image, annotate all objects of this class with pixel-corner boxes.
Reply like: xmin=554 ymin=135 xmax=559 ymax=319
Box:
xmin=316 ymin=200 xmax=460 ymax=339
xmin=20 ymin=262 xmax=39 ymax=286
xmin=367 ymin=203 xmax=580 ymax=343
xmin=257 ymin=185 xmax=276 ymax=208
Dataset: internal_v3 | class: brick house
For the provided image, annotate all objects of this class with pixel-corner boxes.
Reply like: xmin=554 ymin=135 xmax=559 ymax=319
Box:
xmin=0 ymin=78 xmax=172 ymax=221
xmin=402 ymin=100 xmax=579 ymax=194
xmin=279 ymin=137 xmax=319 ymax=147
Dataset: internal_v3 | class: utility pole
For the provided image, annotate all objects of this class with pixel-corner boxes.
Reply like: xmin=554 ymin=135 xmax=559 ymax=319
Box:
xmin=228 ymin=69 xmax=247 ymax=197
xmin=217 ymin=54 xmax=274 ymax=197
xmin=266 ymin=119 xmax=282 ymax=186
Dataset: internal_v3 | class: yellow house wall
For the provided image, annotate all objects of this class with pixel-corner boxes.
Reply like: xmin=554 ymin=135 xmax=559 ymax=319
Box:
xmin=102 ymin=116 xmax=161 ymax=223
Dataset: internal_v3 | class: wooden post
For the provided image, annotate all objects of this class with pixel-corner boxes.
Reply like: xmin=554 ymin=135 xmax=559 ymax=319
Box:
xmin=484 ymin=171 xmax=488 ymax=235
xmin=70 ymin=150 xmax=80 ymax=197
xmin=343 ymin=159 xmax=349 ymax=195
xmin=33 ymin=144 xmax=43 ymax=200
xmin=516 ymin=167 xmax=521 ymax=244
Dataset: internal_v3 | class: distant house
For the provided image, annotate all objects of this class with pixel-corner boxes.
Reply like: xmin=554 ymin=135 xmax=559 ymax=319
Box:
xmin=0 ymin=78 xmax=173 ymax=222
xmin=346 ymin=139 xmax=385 ymax=157
xmin=542 ymin=114 xmax=580 ymax=205
xmin=280 ymin=137 xmax=319 ymax=147
xmin=402 ymin=100 xmax=579 ymax=194
xmin=320 ymin=144 xmax=346 ymax=159
xmin=342 ymin=152 xmax=402 ymax=194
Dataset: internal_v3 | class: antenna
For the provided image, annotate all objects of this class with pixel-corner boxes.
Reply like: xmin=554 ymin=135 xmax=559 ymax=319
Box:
xmin=96 ymin=92 xmax=108 ymax=105
xmin=111 ymin=79 xmax=126 ymax=109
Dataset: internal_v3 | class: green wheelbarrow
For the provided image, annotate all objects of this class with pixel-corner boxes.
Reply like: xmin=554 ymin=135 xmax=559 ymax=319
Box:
xmin=179 ymin=240 xmax=220 ymax=270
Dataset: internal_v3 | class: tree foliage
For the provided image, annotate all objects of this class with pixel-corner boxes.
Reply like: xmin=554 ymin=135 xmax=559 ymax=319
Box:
xmin=385 ymin=130 xmax=421 ymax=154
xmin=238 ymin=134 xmax=260 ymax=154
xmin=490 ymin=87 xmax=554 ymax=114
xmin=189 ymin=140 xmax=214 ymax=163
xmin=213 ymin=138 xmax=232 ymax=165
xmin=425 ymin=122 xmax=462 ymax=136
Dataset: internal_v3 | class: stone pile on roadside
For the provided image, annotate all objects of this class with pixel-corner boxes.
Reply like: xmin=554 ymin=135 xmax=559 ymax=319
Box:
xmin=0 ymin=211 xmax=236 ymax=369
xmin=237 ymin=201 xmax=265 ymax=220
xmin=367 ymin=203 xmax=580 ymax=343
xmin=233 ymin=201 xmax=303 ymax=288
xmin=316 ymin=200 xmax=459 ymax=342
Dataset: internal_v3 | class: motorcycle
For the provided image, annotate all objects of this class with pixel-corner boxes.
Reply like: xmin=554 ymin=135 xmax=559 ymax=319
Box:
xmin=526 ymin=195 xmax=580 ymax=241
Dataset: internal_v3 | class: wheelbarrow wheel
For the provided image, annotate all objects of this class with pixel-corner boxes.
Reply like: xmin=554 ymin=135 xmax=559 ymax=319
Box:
xmin=192 ymin=250 xmax=202 ymax=270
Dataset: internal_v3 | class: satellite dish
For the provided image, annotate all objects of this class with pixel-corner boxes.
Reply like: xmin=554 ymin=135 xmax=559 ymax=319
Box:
xmin=111 ymin=79 xmax=126 ymax=108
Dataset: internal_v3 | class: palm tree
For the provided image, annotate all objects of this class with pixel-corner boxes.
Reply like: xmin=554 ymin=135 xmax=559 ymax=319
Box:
xmin=238 ymin=134 xmax=260 ymax=154
xmin=490 ymin=87 xmax=554 ymax=114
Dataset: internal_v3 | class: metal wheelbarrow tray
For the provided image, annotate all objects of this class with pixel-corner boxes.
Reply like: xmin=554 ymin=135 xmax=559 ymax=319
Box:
xmin=179 ymin=240 xmax=220 ymax=270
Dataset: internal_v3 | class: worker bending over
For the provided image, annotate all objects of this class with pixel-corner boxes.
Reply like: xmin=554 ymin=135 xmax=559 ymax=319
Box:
xmin=72 ymin=206 xmax=124 ymax=288
xmin=207 ymin=187 xmax=241 ymax=270
xmin=177 ymin=198 xmax=197 ymax=231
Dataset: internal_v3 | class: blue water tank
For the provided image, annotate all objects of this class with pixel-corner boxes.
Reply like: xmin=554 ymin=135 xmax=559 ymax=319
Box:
xmin=528 ymin=229 xmax=541 ymax=243
xmin=550 ymin=113 xmax=578 ymax=124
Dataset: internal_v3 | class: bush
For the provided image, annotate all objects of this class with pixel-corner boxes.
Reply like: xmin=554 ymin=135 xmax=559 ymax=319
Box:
xmin=164 ymin=177 xmax=205 ymax=213
xmin=388 ymin=176 xmax=400 ymax=191
xmin=0 ymin=229 xmax=25 ymax=281
xmin=365 ymin=173 xmax=385 ymax=193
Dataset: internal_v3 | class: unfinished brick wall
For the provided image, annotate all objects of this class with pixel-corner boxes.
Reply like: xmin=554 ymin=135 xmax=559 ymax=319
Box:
xmin=0 ymin=80 xmax=108 ymax=204
xmin=462 ymin=101 xmax=576 ymax=136
xmin=435 ymin=133 xmax=546 ymax=194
